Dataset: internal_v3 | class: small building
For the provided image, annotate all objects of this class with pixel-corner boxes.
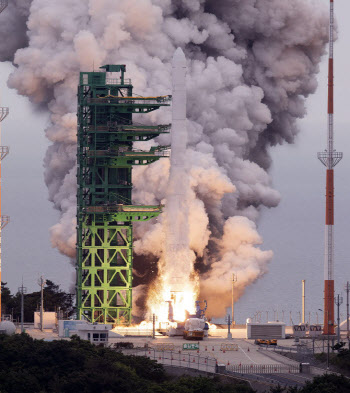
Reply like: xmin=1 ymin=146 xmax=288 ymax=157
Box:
xmin=58 ymin=320 xmax=89 ymax=337
xmin=247 ymin=322 xmax=286 ymax=339
xmin=76 ymin=323 xmax=111 ymax=344
xmin=58 ymin=320 xmax=112 ymax=344
xmin=34 ymin=312 xmax=57 ymax=329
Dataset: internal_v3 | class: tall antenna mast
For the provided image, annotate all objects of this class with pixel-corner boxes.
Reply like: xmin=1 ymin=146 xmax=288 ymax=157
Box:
xmin=317 ymin=0 xmax=341 ymax=335
xmin=0 ymin=0 xmax=10 ymax=320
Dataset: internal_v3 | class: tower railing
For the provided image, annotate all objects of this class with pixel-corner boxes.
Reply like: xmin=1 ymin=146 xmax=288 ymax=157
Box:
xmin=0 ymin=107 xmax=9 ymax=122
xmin=0 ymin=0 xmax=8 ymax=13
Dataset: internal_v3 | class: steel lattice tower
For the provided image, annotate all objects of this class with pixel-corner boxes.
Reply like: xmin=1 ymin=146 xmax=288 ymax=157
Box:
xmin=317 ymin=0 xmax=341 ymax=335
xmin=76 ymin=65 xmax=171 ymax=324
xmin=0 ymin=0 xmax=9 ymax=320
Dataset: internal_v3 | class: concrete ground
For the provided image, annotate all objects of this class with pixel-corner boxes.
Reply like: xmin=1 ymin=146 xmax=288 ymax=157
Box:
xmin=109 ymin=328 xmax=287 ymax=366
xmin=22 ymin=326 xmax=292 ymax=366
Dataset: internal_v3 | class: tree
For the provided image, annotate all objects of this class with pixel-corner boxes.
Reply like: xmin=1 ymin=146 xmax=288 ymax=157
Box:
xmin=0 ymin=334 xmax=255 ymax=393
xmin=1 ymin=280 xmax=74 ymax=322
xmin=301 ymin=374 xmax=350 ymax=393
xmin=269 ymin=385 xmax=287 ymax=393
xmin=0 ymin=282 xmax=14 ymax=317
xmin=40 ymin=279 xmax=74 ymax=317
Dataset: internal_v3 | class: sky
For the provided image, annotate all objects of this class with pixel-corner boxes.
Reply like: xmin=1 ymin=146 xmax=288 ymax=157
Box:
xmin=1 ymin=0 xmax=350 ymax=323
xmin=235 ymin=0 xmax=350 ymax=325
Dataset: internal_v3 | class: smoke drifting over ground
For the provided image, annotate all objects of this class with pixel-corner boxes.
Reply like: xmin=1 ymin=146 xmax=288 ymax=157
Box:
xmin=0 ymin=0 xmax=328 ymax=317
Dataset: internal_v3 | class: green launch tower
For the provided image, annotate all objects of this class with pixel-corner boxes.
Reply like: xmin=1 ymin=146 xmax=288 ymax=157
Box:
xmin=76 ymin=65 xmax=171 ymax=324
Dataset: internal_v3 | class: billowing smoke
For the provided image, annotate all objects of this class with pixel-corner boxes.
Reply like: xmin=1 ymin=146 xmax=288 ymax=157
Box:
xmin=0 ymin=0 xmax=328 ymax=318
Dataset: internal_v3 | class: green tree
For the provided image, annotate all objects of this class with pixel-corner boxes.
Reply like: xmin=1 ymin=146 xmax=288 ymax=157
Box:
xmin=1 ymin=280 xmax=74 ymax=322
xmin=0 ymin=282 xmax=14 ymax=317
xmin=301 ymin=374 xmax=350 ymax=393
xmin=0 ymin=334 xmax=254 ymax=393
xmin=269 ymin=385 xmax=287 ymax=393
xmin=41 ymin=280 xmax=74 ymax=317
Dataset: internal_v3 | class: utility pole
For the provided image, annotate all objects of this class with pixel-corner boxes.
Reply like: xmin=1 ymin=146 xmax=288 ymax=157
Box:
xmin=345 ymin=282 xmax=350 ymax=338
xmin=335 ymin=294 xmax=343 ymax=344
xmin=38 ymin=276 xmax=46 ymax=331
xmin=18 ymin=282 xmax=27 ymax=333
xmin=231 ymin=273 xmax=237 ymax=327
xmin=318 ymin=308 xmax=330 ymax=368
xmin=225 ymin=314 xmax=232 ymax=339
xmin=302 ymin=280 xmax=306 ymax=324
xmin=327 ymin=319 xmax=330 ymax=370
xmin=152 ymin=313 xmax=156 ymax=339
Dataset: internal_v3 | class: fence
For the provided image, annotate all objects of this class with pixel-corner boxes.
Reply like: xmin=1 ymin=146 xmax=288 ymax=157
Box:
xmin=227 ymin=363 xmax=300 ymax=375
xmin=111 ymin=328 xmax=153 ymax=337
xmin=259 ymin=343 xmax=312 ymax=355
xmin=220 ymin=343 xmax=239 ymax=351
xmin=120 ymin=348 xmax=217 ymax=373
xmin=260 ymin=338 xmax=350 ymax=355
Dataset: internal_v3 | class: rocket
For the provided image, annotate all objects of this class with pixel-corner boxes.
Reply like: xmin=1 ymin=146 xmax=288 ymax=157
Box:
xmin=165 ymin=48 xmax=190 ymax=293
xmin=318 ymin=0 xmax=342 ymax=335
xmin=171 ymin=47 xmax=187 ymax=172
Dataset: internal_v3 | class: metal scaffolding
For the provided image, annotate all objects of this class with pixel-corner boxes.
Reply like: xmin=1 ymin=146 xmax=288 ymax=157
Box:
xmin=0 ymin=1 xmax=8 ymax=14
xmin=76 ymin=64 xmax=171 ymax=324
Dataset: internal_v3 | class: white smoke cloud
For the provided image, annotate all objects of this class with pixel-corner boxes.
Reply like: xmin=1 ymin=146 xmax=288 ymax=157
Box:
xmin=0 ymin=0 xmax=329 ymax=318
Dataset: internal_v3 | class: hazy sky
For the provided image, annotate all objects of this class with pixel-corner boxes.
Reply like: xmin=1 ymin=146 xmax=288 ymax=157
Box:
xmin=1 ymin=0 xmax=350 ymax=323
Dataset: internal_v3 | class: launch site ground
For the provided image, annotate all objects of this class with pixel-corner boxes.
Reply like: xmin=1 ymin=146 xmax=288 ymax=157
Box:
xmin=20 ymin=326 xmax=320 ymax=390
xmin=21 ymin=326 xmax=309 ymax=366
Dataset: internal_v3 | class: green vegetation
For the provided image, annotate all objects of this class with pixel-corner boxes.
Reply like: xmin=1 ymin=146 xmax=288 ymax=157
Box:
xmin=1 ymin=280 xmax=73 ymax=322
xmin=0 ymin=334 xmax=253 ymax=393
xmin=301 ymin=374 xmax=350 ymax=392
xmin=315 ymin=347 xmax=350 ymax=371
xmin=328 ymin=348 xmax=350 ymax=370
xmin=268 ymin=375 xmax=350 ymax=392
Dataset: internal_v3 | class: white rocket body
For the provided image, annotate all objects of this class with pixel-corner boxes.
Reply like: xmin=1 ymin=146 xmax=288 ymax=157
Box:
xmin=165 ymin=48 xmax=190 ymax=292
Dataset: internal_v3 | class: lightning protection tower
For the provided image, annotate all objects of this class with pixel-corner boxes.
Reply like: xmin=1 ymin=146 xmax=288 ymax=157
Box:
xmin=77 ymin=65 xmax=171 ymax=324
xmin=317 ymin=0 xmax=342 ymax=335
xmin=0 ymin=109 xmax=9 ymax=320
xmin=0 ymin=0 xmax=10 ymax=320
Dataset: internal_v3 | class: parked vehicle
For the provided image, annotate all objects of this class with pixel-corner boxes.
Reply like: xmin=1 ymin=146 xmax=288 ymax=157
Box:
xmin=254 ymin=339 xmax=277 ymax=346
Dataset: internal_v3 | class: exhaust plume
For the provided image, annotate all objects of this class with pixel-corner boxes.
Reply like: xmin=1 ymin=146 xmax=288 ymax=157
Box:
xmin=0 ymin=0 xmax=328 ymax=318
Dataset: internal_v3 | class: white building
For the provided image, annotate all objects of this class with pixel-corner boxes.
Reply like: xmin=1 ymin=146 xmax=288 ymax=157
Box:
xmin=58 ymin=320 xmax=112 ymax=344
xmin=76 ymin=324 xmax=111 ymax=344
